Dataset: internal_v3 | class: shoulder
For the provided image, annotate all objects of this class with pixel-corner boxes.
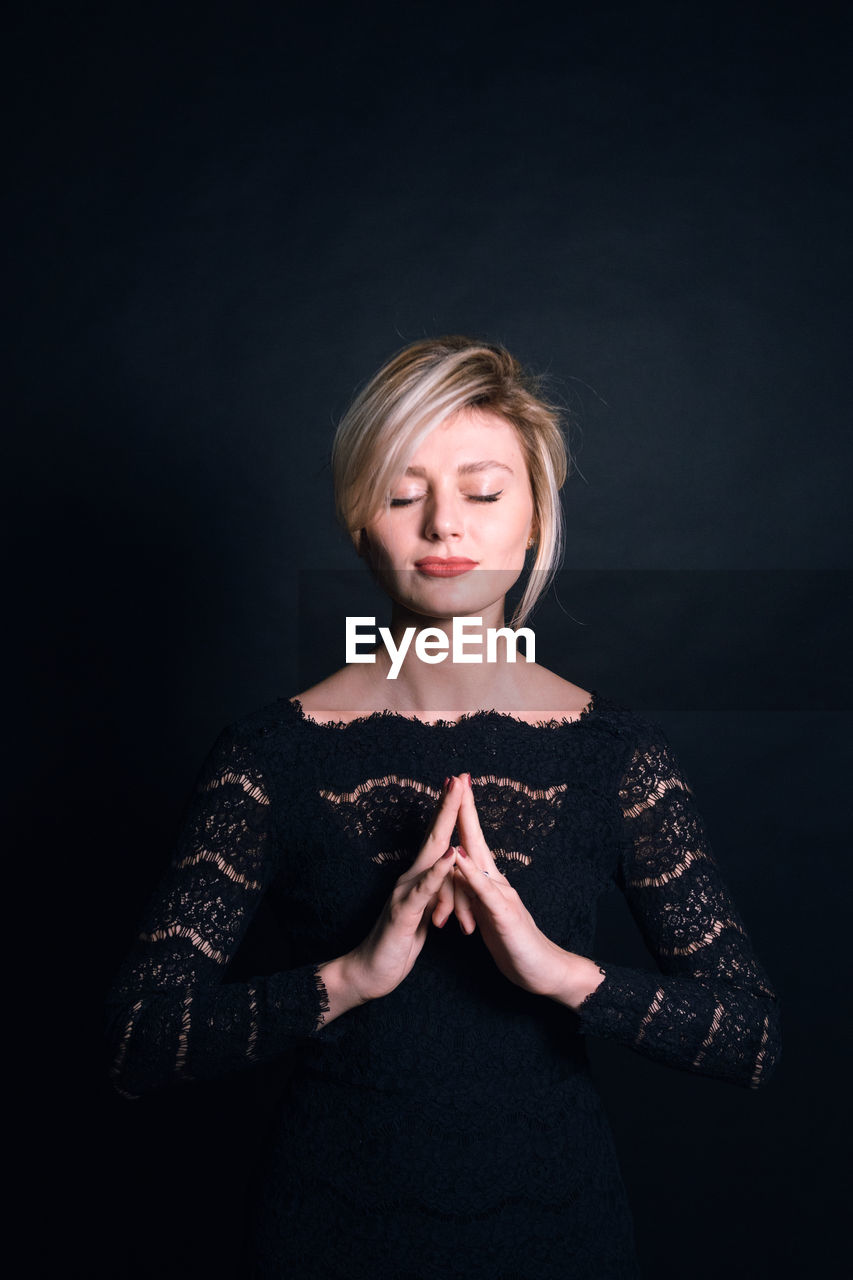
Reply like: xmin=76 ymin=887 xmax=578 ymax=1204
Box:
xmin=577 ymin=688 xmax=675 ymax=761
xmin=523 ymin=665 xmax=667 ymax=739
xmin=590 ymin=698 xmax=693 ymax=798
xmin=521 ymin=666 xmax=594 ymax=720
xmin=287 ymin=665 xmax=392 ymax=724
xmin=217 ymin=693 xmax=307 ymax=751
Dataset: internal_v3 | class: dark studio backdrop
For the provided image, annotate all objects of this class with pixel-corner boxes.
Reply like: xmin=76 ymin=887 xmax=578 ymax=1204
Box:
xmin=12 ymin=1 xmax=851 ymax=1275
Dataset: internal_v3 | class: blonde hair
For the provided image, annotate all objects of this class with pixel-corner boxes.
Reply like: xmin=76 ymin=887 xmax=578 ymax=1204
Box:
xmin=331 ymin=335 xmax=571 ymax=629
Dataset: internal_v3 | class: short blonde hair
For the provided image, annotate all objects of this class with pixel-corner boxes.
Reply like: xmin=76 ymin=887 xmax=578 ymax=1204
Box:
xmin=331 ymin=335 xmax=571 ymax=629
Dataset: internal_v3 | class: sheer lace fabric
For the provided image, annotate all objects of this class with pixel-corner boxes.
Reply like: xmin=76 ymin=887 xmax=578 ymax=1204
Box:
xmin=575 ymin=731 xmax=780 ymax=1089
xmin=104 ymin=724 xmax=339 ymax=1100
xmin=104 ymin=691 xmax=780 ymax=1278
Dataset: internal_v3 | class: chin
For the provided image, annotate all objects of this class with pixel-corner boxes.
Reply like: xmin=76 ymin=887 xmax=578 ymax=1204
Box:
xmin=400 ymin=589 xmax=512 ymax=622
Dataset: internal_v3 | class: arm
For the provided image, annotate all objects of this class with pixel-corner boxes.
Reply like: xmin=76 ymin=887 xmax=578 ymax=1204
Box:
xmin=104 ymin=721 xmax=357 ymax=1099
xmin=575 ymin=723 xmax=782 ymax=1090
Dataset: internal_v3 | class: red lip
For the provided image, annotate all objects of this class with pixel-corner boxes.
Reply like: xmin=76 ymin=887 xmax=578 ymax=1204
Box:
xmin=415 ymin=558 xmax=478 ymax=567
xmin=414 ymin=557 xmax=478 ymax=577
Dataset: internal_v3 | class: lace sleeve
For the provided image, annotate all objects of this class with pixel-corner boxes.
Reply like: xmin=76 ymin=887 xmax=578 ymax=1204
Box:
xmin=104 ymin=721 xmax=347 ymax=1099
xmin=576 ymin=724 xmax=782 ymax=1089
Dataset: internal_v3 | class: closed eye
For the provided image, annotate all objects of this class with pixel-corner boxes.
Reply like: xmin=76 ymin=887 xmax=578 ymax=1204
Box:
xmin=390 ymin=491 xmax=504 ymax=507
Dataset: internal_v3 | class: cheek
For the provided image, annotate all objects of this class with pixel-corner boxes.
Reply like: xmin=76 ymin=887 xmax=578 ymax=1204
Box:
xmin=489 ymin=503 xmax=532 ymax=542
xmin=368 ymin=518 xmax=410 ymax=562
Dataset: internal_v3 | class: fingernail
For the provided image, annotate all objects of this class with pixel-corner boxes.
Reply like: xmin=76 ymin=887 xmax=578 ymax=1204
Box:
xmin=442 ymin=846 xmax=454 ymax=859
xmin=438 ymin=916 xmax=447 ymax=928
xmin=456 ymin=845 xmax=468 ymax=858
xmin=463 ymin=773 xmax=472 ymax=788
xmin=443 ymin=776 xmax=451 ymax=790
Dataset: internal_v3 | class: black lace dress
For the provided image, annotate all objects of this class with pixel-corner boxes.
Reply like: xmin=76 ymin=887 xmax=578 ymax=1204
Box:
xmin=104 ymin=690 xmax=781 ymax=1279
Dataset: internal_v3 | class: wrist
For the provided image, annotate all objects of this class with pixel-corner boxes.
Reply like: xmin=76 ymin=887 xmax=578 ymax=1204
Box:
xmin=546 ymin=948 xmax=607 ymax=1012
xmin=316 ymin=953 xmax=371 ymax=1019
xmin=337 ymin=950 xmax=375 ymax=1009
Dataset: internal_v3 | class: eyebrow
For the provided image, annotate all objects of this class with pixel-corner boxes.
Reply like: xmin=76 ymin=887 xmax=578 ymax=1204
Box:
xmin=403 ymin=460 xmax=515 ymax=478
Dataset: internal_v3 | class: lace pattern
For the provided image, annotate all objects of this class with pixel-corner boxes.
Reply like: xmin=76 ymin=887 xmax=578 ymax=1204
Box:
xmin=104 ymin=691 xmax=780 ymax=1278
xmin=106 ymin=701 xmax=781 ymax=1098
xmin=319 ymin=772 xmax=568 ymax=866
xmin=104 ymin=722 xmax=346 ymax=1099
xmin=576 ymin=726 xmax=781 ymax=1088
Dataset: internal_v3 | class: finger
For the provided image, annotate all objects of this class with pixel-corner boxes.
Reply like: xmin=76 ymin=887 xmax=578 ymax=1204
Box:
xmin=452 ymin=845 xmax=507 ymax=912
xmin=432 ymin=869 xmax=456 ymax=928
xmin=456 ymin=776 xmax=502 ymax=876
xmin=408 ymin=776 xmax=465 ymax=876
xmin=451 ymin=864 xmax=478 ymax=935
xmin=398 ymin=845 xmax=456 ymax=923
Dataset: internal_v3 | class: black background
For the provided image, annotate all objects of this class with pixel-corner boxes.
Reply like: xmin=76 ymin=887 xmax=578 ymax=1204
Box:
xmin=13 ymin=1 xmax=850 ymax=1275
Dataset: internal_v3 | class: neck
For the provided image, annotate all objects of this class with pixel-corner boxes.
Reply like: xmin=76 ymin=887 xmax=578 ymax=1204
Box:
xmin=367 ymin=598 xmax=537 ymax=716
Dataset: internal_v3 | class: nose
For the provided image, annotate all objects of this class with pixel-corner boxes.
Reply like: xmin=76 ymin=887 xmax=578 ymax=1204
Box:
xmin=422 ymin=490 xmax=464 ymax=543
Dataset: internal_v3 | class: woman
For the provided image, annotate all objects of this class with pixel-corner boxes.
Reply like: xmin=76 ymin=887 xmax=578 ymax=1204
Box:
xmin=105 ymin=336 xmax=782 ymax=1278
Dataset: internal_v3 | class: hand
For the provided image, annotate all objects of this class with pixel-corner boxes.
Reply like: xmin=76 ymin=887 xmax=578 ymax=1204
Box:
xmin=344 ymin=775 xmax=465 ymax=1003
xmin=450 ymin=773 xmax=573 ymax=999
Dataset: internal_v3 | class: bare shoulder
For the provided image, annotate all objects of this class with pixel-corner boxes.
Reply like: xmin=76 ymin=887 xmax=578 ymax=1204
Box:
xmin=521 ymin=664 xmax=594 ymax=718
xmin=289 ymin=666 xmax=385 ymax=725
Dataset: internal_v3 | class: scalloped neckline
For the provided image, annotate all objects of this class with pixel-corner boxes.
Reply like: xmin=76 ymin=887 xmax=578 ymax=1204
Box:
xmin=284 ymin=689 xmax=600 ymax=731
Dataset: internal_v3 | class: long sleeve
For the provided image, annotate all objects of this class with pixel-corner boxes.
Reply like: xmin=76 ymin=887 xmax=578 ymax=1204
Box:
xmin=104 ymin=720 xmax=347 ymax=1100
xmin=576 ymin=722 xmax=782 ymax=1089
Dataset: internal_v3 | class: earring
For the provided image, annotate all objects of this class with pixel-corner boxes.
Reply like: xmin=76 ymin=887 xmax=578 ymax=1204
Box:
xmin=527 ymin=537 xmax=536 ymax=550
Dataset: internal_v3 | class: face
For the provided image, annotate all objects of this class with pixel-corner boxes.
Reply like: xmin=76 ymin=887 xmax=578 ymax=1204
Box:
xmin=361 ymin=406 xmax=538 ymax=624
